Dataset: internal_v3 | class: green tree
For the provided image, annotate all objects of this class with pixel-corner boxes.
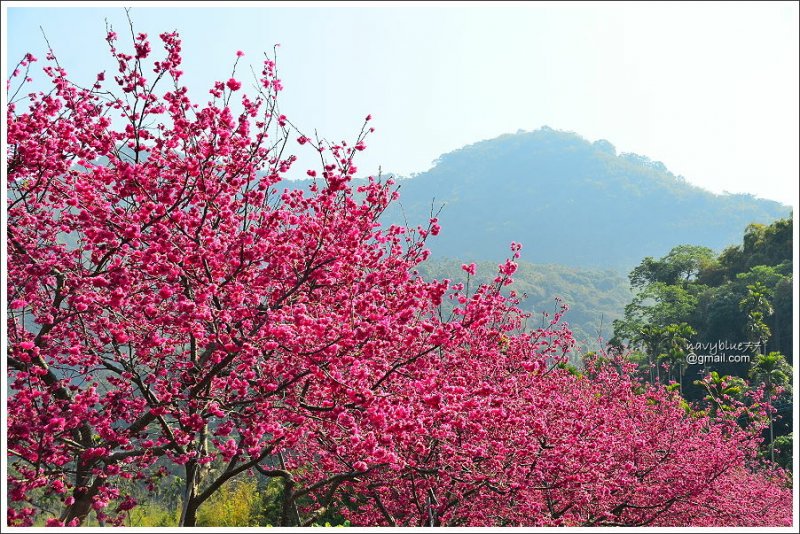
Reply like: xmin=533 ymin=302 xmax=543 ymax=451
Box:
xmin=636 ymin=324 xmax=666 ymax=383
xmin=717 ymin=217 xmax=793 ymax=279
xmin=773 ymin=433 xmax=793 ymax=471
xmin=615 ymin=282 xmax=700 ymax=348
xmin=739 ymin=282 xmax=773 ymax=355
xmin=736 ymin=264 xmax=792 ymax=355
xmin=748 ymin=352 xmax=793 ymax=463
xmin=629 ymin=245 xmax=716 ymax=289
xmin=657 ymin=323 xmax=696 ymax=395
xmin=693 ymin=371 xmax=747 ymax=417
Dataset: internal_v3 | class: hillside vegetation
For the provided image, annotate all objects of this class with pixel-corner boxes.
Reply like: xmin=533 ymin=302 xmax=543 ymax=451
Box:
xmin=384 ymin=127 xmax=790 ymax=268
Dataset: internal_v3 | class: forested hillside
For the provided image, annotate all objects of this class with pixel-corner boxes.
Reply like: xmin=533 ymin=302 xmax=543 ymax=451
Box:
xmin=611 ymin=216 xmax=794 ymax=468
xmin=417 ymin=259 xmax=631 ymax=353
xmin=383 ymin=127 xmax=791 ymax=268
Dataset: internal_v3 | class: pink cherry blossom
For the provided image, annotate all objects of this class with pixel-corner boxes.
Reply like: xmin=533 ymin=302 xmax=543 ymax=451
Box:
xmin=6 ymin=23 xmax=791 ymax=529
xmin=226 ymin=77 xmax=241 ymax=91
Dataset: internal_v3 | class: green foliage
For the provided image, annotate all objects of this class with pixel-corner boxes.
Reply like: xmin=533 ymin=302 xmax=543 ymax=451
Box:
xmin=749 ymin=352 xmax=793 ymax=396
xmin=747 ymin=352 xmax=793 ymax=464
xmin=739 ymin=282 xmax=774 ymax=352
xmin=255 ymin=476 xmax=287 ymax=527
xmin=556 ymin=360 xmax=583 ymax=378
xmin=693 ymin=371 xmax=748 ymax=416
xmin=126 ymin=501 xmax=181 ymax=527
xmin=657 ymin=323 xmax=696 ymax=391
xmin=196 ymin=479 xmax=261 ymax=527
xmin=626 ymin=322 xmax=695 ymax=388
xmin=615 ymin=216 xmax=793 ymax=468
xmin=118 ymin=474 xmax=290 ymax=527
xmin=630 ymin=245 xmax=717 ymax=288
xmin=614 ymin=215 xmax=793 ymax=372
xmin=613 ymin=283 xmax=701 ymax=346
xmin=773 ymin=433 xmax=793 ymax=471
xmin=718 ymin=219 xmax=793 ymax=279
xmin=416 ymin=258 xmax=632 ymax=354
xmin=312 ymin=520 xmax=352 ymax=527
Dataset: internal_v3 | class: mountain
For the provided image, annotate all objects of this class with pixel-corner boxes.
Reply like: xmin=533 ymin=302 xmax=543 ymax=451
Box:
xmin=382 ymin=127 xmax=791 ymax=269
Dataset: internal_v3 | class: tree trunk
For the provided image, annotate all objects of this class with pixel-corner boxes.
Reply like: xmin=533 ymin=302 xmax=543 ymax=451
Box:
xmin=181 ymin=503 xmax=198 ymax=528
xmin=764 ymin=386 xmax=775 ymax=464
xmin=60 ymin=478 xmax=104 ymax=526
xmin=179 ymin=462 xmax=200 ymax=527
xmin=768 ymin=389 xmax=775 ymax=464
xmin=769 ymin=414 xmax=775 ymax=463
xmin=280 ymin=478 xmax=297 ymax=526
xmin=773 ymin=304 xmax=780 ymax=354
xmin=278 ymin=451 xmax=301 ymax=527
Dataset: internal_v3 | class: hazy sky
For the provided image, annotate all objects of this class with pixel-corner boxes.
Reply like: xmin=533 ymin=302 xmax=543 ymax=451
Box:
xmin=4 ymin=2 xmax=799 ymax=206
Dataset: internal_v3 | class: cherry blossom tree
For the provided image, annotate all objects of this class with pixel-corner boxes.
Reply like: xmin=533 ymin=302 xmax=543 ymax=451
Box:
xmin=6 ymin=22 xmax=527 ymax=527
xmin=6 ymin=22 xmax=792 ymax=528
xmin=337 ymin=338 xmax=791 ymax=527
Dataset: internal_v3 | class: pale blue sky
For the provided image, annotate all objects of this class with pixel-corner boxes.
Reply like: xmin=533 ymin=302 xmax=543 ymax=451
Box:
xmin=4 ymin=2 xmax=799 ymax=205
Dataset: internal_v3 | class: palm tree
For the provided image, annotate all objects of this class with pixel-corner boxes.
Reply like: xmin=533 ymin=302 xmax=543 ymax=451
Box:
xmin=694 ymin=371 xmax=747 ymax=416
xmin=748 ymin=352 xmax=793 ymax=463
xmin=740 ymin=282 xmax=773 ymax=355
xmin=657 ymin=323 xmax=696 ymax=395
xmin=638 ymin=324 xmax=666 ymax=384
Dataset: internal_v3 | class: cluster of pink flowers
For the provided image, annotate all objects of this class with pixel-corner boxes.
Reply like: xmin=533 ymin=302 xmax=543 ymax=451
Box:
xmin=6 ymin=28 xmax=792 ymax=528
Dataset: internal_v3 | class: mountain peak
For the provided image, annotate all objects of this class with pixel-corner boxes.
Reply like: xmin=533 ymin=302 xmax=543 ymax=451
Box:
xmin=384 ymin=128 xmax=790 ymax=268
